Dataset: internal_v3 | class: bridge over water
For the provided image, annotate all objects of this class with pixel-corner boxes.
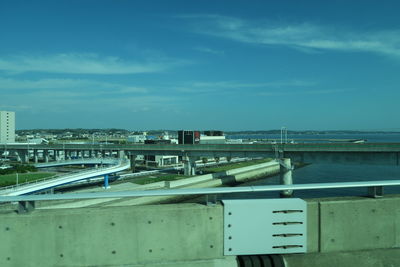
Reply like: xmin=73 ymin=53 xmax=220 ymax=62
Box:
xmin=1 ymin=143 xmax=400 ymax=266
xmin=2 ymin=142 xmax=400 ymax=164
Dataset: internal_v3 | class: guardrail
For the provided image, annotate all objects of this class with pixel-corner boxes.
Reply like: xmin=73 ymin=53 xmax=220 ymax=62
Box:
xmin=1 ymin=179 xmax=399 ymax=203
xmin=0 ymin=158 xmax=130 ymax=196
xmin=34 ymin=157 xmax=121 ymax=168
xmin=0 ymin=158 xmax=122 ymax=192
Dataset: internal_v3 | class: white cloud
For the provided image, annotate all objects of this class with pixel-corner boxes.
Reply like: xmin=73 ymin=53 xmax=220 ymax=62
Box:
xmin=0 ymin=77 xmax=183 ymax=114
xmin=182 ymin=15 xmax=400 ymax=57
xmin=0 ymin=77 xmax=149 ymax=95
xmin=194 ymin=46 xmax=225 ymax=55
xmin=174 ymin=80 xmax=316 ymax=94
xmin=0 ymin=104 xmax=32 ymax=111
xmin=0 ymin=53 xmax=183 ymax=74
xmin=259 ymin=88 xmax=352 ymax=96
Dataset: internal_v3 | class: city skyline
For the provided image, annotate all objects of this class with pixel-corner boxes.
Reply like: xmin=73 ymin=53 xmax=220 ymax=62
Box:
xmin=1 ymin=0 xmax=400 ymax=131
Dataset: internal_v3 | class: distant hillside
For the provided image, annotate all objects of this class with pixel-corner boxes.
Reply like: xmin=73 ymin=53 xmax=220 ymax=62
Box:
xmin=16 ymin=128 xmax=400 ymax=136
xmin=224 ymin=130 xmax=400 ymax=135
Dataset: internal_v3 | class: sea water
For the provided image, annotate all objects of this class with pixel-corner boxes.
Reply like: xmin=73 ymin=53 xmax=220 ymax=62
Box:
xmin=223 ymin=133 xmax=400 ymax=199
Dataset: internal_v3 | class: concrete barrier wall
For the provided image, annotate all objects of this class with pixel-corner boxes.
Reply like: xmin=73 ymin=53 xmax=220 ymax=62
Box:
xmin=3 ymin=191 xmax=400 ymax=266
xmin=166 ymin=161 xmax=280 ymax=188
xmin=107 ymin=161 xmax=280 ymax=207
xmin=283 ymin=196 xmax=400 ymax=267
xmin=318 ymin=196 xmax=400 ymax=252
xmin=0 ymin=203 xmax=236 ymax=267
xmin=284 ymin=248 xmax=400 ymax=267
xmin=305 ymin=195 xmax=400 ymax=254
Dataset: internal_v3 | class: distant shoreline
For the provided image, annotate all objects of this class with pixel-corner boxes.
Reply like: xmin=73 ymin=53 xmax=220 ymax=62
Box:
xmin=15 ymin=129 xmax=400 ymax=135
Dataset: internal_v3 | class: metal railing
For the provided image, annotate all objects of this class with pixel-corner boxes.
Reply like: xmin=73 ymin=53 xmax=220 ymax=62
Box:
xmin=0 ymin=158 xmax=122 ymax=192
xmin=0 ymin=158 xmax=130 ymax=195
xmin=1 ymin=179 xmax=400 ymax=202
xmin=34 ymin=157 xmax=121 ymax=168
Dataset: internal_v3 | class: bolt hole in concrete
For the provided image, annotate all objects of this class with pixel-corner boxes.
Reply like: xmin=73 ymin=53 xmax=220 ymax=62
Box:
xmin=229 ymin=248 xmax=232 ymax=251
xmin=58 ymin=225 xmax=62 ymax=229
xmin=148 ymin=221 xmax=152 ymax=224
xmin=60 ymin=254 xmax=63 ymax=258
xmin=7 ymin=257 xmax=10 ymax=261
xmin=5 ymin=227 xmax=10 ymax=231
xmin=228 ymin=236 xmax=232 ymax=240
xmin=209 ymin=217 xmax=213 ymax=220
xmin=210 ymin=245 xmax=214 ymax=248
xmin=228 ymin=224 xmax=232 ymax=228
xmin=228 ymin=212 xmax=232 ymax=215
xmin=149 ymin=249 xmax=153 ymax=253
xmin=112 ymin=250 xmax=116 ymax=254
xmin=111 ymin=222 xmax=115 ymax=226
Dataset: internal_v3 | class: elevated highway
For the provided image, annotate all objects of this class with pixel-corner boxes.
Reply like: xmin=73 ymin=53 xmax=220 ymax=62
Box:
xmin=0 ymin=158 xmax=130 ymax=196
xmin=2 ymin=143 xmax=400 ymax=165
xmin=34 ymin=157 xmax=122 ymax=168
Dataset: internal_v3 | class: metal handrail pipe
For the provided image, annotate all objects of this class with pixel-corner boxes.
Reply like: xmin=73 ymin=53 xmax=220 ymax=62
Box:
xmin=1 ymin=179 xmax=400 ymax=202
xmin=0 ymin=159 xmax=130 ymax=196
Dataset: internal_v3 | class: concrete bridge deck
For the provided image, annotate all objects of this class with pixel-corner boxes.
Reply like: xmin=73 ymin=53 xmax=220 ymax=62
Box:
xmin=2 ymin=142 xmax=400 ymax=165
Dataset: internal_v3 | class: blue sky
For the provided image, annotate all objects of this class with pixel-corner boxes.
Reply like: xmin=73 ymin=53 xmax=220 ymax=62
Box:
xmin=1 ymin=0 xmax=400 ymax=131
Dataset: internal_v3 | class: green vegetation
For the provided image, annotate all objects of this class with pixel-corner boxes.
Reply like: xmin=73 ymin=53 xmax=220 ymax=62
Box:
xmin=0 ymin=164 xmax=38 ymax=175
xmin=133 ymin=174 xmax=191 ymax=185
xmin=201 ymin=158 xmax=273 ymax=173
xmin=130 ymin=158 xmax=273 ymax=185
xmin=0 ymin=172 xmax=56 ymax=187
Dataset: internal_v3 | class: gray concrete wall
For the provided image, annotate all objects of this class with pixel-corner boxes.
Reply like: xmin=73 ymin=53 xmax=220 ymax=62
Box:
xmin=284 ymin=248 xmax=400 ymax=267
xmin=291 ymin=195 xmax=400 ymax=267
xmin=318 ymin=196 xmax=400 ymax=252
xmin=2 ymin=194 xmax=400 ymax=266
xmin=102 ymin=162 xmax=280 ymax=207
xmin=0 ymin=203 xmax=235 ymax=267
xmin=305 ymin=195 xmax=400 ymax=253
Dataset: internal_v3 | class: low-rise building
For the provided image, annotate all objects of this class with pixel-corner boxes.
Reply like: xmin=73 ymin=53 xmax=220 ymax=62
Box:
xmin=127 ymin=135 xmax=147 ymax=143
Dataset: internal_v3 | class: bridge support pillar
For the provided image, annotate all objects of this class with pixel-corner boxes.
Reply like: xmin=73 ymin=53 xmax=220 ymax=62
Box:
xmin=23 ymin=152 xmax=29 ymax=163
xmin=55 ymin=150 xmax=61 ymax=161
xmin=44 ymin=150 xmax=49 ymax=163
xmin=130 ymin=154 xmax=136 ymax=173
xmin=118 ymin=150 xmax=125 ymax=159
xmin=103 ymin=174 xmax=110 ymax=189
xmin=183 ymin=156 xmax=197 ymax=176
xmin=280 ymin=158 xmax=293 ymax=198
xmin=15 ymin=151 xmax=22 ymax=163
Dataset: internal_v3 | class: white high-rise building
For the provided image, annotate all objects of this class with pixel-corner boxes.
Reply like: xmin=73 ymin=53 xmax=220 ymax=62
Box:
xmin=0 ymin=111 xmax=15 ymax=143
